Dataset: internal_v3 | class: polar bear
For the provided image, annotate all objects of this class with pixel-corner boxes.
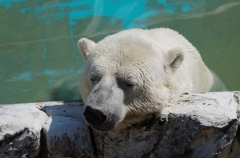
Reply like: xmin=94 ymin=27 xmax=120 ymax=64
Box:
xmin=77 ymin=28 xmax=224 ymax=131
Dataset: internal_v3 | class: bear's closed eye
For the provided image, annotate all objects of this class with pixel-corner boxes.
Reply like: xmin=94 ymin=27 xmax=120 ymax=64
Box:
xmin=89 ymin=74 xmax=101 ymax=84
xmin=118 ymin=79 xmax=137 ymax=89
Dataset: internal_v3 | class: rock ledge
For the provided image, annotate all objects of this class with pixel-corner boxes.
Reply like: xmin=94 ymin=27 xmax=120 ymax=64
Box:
xmin=0 ymin=92 xmax=239 ymax=158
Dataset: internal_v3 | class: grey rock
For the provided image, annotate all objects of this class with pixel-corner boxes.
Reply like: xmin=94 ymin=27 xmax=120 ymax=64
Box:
xmin=41 ymin=101 xmax=93 ymax=158
xmin=0 ymin=103 xmax=47 ymax=158
xmin=92 ymin=92 xmax=239 ymax=158
xmin=0 ymin=92 xmax=240 ymax=158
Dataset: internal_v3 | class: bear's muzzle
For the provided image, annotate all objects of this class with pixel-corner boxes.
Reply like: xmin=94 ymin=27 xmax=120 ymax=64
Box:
xmin=83 ymin=106 xmax=107 ymax=126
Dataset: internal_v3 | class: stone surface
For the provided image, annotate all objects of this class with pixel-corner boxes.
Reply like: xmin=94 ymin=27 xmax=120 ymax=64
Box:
xmin=92 ymin=92 xmax=240 ymax=158
xmin=0 ymin=103 xmax=47 ymax=158
xmin=40 ymin=101 xmax=93 ymax=158
xmin=0 ymin=92 xmax=240 ymax=158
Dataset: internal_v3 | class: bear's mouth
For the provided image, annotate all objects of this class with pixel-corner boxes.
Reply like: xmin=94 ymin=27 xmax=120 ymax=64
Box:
xmin=90 ymin=125 xmax=112 ymax=132
xmin=87 ymin=118 xmax=123 ymax=132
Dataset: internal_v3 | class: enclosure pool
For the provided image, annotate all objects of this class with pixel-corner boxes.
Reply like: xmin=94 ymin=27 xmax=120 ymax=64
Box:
xmin=0 ymin=0 xmax=240 ymax=104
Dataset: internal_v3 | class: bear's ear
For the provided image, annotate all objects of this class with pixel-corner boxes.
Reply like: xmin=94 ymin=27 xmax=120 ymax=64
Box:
xmin=77 ymin=38 xmax=96 ymax=60
xmin=165 ymin=47 xmax=184 ymax=69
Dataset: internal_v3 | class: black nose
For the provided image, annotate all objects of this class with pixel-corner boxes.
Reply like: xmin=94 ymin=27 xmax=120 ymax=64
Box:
xmin=83 ymin=106 xmax=107 ymax=126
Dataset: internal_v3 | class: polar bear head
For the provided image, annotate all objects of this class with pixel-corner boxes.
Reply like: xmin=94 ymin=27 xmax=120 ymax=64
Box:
xmin=78 ymin=29 xmax=184 ymax=131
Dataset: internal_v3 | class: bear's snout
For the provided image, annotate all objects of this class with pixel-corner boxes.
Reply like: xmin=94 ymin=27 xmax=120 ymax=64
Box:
xmin=83 ymin=106 xmax=107 ymax=126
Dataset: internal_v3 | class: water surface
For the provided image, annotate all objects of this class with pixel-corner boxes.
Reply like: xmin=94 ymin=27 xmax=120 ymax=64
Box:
xmin=0 ymin=0 xmax=239 ymax=104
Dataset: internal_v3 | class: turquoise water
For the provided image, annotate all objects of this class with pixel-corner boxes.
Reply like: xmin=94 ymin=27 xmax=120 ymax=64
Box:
xmin=0 ymin=0 xmax=240 ymax=104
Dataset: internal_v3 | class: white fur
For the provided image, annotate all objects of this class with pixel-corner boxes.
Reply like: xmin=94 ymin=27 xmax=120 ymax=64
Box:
xmin=78 ymin=28 xmax=214 ymax=130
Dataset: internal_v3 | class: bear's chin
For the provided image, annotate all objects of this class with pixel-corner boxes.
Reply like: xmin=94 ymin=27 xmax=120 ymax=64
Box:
xmin=88 ymin=119 xmax=123 ymax=132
